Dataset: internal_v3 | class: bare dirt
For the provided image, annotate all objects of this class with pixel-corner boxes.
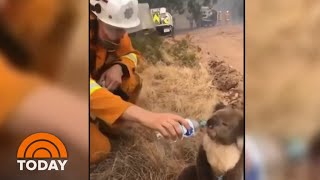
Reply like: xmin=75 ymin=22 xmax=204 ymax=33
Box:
xmin=175 ymin=25 xmax=244 ymax=109
xmin=176 ymin=25 xmax=244 ymax=74
xmin=208 ymin=59 xmax=243 ymax=109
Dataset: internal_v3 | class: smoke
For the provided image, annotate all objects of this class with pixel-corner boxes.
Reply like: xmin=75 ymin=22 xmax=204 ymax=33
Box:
xmin=186 ymin=0 xmax=244 ymax=24
xmin=214 ymin=0 xmax=244 ymax=23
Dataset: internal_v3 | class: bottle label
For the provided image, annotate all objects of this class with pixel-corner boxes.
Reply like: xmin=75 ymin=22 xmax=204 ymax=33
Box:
xmin=184 ymin=119 xmax=195 ymax=137
xmin=185 ymin=128 xmax=194 ymax=136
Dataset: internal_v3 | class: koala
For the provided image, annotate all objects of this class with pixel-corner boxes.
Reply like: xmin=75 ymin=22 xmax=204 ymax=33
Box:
xmin=178 ymin=103 xmax=244 ymax=180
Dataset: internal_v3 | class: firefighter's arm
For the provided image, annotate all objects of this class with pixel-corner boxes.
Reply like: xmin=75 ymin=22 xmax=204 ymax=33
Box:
xmin=0 ymin=58 xmax=88 ymax=153
xmin=118 ymin=52 xmax=140 ymax=79
xmin=0 ymin=58 xmax=43 ymax=122
xmin=90 ymin=79 xmax=191 ymax=139
xmin=90 ymin=79 xmax=132 ymax=125
xmin=115 ymin=33 xmax=142 ymax=78
xmin=7 ymin=84 xmax=88 ymax=150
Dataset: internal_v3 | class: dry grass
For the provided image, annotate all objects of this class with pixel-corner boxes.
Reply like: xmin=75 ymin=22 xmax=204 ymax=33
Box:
xmin=137 ymin=64 xmax=217 ymax=119
xmin=91 ymin=63 xmax=217 ymax=180
xmin=91 ymin=127 xmax=203 ymax=180
xmin=90 ymin=38 xmax=219 ymax=179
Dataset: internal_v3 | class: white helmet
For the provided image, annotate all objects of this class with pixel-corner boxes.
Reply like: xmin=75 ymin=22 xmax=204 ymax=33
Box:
xmin=90 ymin=0 xmax=140 ymax=29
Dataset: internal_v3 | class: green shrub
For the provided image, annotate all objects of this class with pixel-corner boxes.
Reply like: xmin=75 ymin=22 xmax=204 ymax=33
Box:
xmin=130 ymin=32 xmax=199 ymax=67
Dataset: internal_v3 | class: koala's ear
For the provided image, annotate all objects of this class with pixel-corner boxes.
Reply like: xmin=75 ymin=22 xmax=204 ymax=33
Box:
xmin=213 ymin=102 xmax=226 ymax=112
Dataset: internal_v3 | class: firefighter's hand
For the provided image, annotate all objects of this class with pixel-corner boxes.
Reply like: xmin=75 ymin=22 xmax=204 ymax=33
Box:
xmin=121 ymin=105 xmax=191 ymax=140
xmin=143 ymin=112 xmax=191 ymax=140
xmin=99 ymin=64 xmax=123 ymax=91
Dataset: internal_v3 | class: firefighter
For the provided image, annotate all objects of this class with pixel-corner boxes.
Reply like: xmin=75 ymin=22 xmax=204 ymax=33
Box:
xmin=89 ymin=0 xmax=191 ymax=164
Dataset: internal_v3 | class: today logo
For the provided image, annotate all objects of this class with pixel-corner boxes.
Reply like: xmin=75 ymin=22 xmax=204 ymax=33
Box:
xmin=16 ymin=133 xmax=68 ymax=171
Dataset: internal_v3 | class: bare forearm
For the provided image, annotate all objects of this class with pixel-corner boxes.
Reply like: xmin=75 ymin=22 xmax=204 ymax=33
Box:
xmin=5 ymin=85 xmax=88 ymax=153
xmin=120 ymin=105 xmax=152 ymax=124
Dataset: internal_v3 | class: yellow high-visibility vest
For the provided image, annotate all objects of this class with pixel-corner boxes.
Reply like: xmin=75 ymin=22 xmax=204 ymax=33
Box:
xmin=122 ymin=53 xmax=138 ymax=67
xmin=90 ymin=79 xmax=102 ymax=96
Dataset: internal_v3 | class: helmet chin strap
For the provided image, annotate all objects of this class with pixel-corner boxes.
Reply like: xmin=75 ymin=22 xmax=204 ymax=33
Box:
xmin=98 ymin=37 xmax=120 ymax=51
xmin=96 ymin=23 xmax=121 ymax=51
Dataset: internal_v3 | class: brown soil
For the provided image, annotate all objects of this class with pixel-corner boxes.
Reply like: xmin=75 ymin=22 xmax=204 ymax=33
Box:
xmin=175 ymin=25 xmax=244 ymax=109
xmin=176 ymin=25 xmax=244 ymax=74
xmin=208 ymin=58 xmax=243 ymax=109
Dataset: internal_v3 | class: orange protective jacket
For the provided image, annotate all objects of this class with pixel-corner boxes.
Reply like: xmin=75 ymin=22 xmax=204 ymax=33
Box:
xmin=90 ymin=15 xmax=142 ymax=125
xmin=90 ymin=78 xmax=131 ymax=125
xmin=0 ymin=56 xmax=43 ymax=121
xmin=0 ymin=0 xmax=80 ymax=123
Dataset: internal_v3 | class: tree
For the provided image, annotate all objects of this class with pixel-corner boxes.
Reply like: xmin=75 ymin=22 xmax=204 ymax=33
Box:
xmin=138 ymin=0 xmax=225 ymax=27
xmin=203 ymin=0 xmax=211 ymax=6
xmin=202 ymin=0 xmax=218 ymax=6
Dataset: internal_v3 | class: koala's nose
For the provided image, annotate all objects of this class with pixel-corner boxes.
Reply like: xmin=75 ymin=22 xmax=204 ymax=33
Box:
xmin=207 ymin=119 xmax=220 ymax=129
xmin=213 ymin=120 xmax=220 ymax=126
xmin=208 ymin=123 xmax=213 ymax=129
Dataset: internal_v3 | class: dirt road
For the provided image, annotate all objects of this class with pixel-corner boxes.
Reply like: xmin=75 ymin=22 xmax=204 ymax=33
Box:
xmin=175 ymin=25 xmax=244 ymax=74
xmin=174 ymin=25 xmax=244 ymax=109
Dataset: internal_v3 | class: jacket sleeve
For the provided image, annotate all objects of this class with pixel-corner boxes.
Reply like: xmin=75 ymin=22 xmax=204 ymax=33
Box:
xmin=90 ymin=78 xmax=132 ymax=125
xmin=116 ymin=33 xmax=142 ymax=78
xmin=0 ymin=58 xmax=43 ymax=122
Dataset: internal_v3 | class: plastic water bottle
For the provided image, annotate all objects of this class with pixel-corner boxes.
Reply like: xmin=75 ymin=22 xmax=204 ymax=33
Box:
xmin=181 ymin=119 xmax=201 ymax=137
xmin=156 ymin=119 xmax=207 ymax=139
